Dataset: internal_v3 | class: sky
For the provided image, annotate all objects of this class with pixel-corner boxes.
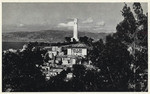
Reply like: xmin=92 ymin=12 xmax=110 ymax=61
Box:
xmin=2 ymin=3 xmax=148 ymax=33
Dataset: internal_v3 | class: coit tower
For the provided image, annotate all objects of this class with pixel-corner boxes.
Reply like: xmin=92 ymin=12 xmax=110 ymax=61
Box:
xmin=73 ymin=18 xmax=79 ymax=41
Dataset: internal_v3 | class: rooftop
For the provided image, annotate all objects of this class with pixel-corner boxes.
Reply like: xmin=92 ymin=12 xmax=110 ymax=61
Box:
xmin=68 ymin=43 xmax=88 ymax=48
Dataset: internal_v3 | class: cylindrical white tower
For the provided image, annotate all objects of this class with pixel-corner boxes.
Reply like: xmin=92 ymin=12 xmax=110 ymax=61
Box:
xmin=73 ymin=18 xmax=79 ymax=41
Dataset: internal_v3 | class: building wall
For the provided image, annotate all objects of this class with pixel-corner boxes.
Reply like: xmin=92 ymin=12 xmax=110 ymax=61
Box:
xmin=82 ymin=49 xmax=87 ymax=56
xmin=67 ymin=49 xmax=72 ymax=55
xmin=67 ymin=48 xmax=87 ymax=56
xmin=52 ymin=46 xmax=61 ymax=52
xmin=48 ymin=51 xmax=57 ymax=56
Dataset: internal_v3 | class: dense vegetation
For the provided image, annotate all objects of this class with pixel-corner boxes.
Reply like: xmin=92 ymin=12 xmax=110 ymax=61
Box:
xmin=2 ymin=3 xmax=147 ymax=92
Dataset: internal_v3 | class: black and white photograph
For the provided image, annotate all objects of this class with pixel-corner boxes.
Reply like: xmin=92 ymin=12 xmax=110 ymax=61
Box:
xmin=2 ymin=0 xmax=148 ymax=92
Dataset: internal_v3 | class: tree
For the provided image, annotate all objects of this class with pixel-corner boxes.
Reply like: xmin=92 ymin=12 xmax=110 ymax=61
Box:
xmin=102 ymin=36 xmax=133 ymax=91
xmin=88 ymin=39 xmax=104 ymax=67
xmin=132 ymin=3 xmax=148 ymax=91
xmin=2 ymin=47 xmax=46 ymax=92
xmin=79 ymin=36 xmax=94 ymax=46
xmin=65 ymin=37 xmax=71 ymax=43
xmin=88 ymin=2 xmax=148 ymax=91
xmin=115 ymin=3 xmax=148 ymax=91
xmin=2 ymin=51 xmax=21 ymax=91
xmin=116 ymin=3 xmax=136 ymax=43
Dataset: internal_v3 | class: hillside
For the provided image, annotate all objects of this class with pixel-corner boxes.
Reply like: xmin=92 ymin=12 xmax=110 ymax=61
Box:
xmin=2 ymin=30 xmax=111 ymax=42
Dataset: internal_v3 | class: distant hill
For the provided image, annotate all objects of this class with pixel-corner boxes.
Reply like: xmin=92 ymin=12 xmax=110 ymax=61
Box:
xmin=2 ymin=30 xmax=111 ymax=42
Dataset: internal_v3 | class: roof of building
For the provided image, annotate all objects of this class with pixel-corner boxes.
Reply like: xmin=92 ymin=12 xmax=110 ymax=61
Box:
xmin=56 ymin=55 xmax=83 ymax=59
xmin=68 ymin=43 xmax=88 ymax=48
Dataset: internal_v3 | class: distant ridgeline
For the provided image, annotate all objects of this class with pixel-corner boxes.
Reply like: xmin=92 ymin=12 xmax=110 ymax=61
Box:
xmin=2 ymin=30 xmax=110 ymax=42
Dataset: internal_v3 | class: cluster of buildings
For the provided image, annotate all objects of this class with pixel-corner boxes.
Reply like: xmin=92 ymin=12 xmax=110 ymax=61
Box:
xmin=40 ymin=18 xmax=92 ymax=80
xmin=41 ymin=43 xmax=91 ymax=80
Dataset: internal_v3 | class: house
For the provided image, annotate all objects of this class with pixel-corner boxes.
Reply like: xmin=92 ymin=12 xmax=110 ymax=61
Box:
xmin=44 ymin=46 xmax=63 ymax=58
xmin=67 ymin=43 xmax=88 ymax=57
xmin=56 ymin=55 xmax=70 ymax=65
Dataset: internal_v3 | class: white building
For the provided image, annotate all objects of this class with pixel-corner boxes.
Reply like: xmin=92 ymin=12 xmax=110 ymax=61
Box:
xmin=67 ymin=48 xmax=87 ymax=56
xmin=67 ymin=43 xmax=87 ymax=56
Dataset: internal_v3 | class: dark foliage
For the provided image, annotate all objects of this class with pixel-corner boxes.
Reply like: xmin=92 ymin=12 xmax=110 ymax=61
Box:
xmin=2 ymin=46 xmax=46 ymax=92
